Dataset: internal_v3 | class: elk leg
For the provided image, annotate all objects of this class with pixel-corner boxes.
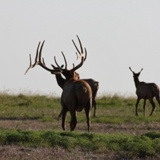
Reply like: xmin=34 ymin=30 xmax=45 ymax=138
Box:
xmin=61 ymin=108 xmax=67 ymax=130
xmin=155 ymin=95 xmax=160 ymax=109
xmin=70 ymin=110 xmax=77 ymax=131
xmin=143 ymin=99 xmax=146 ymax=116
xmin=135 ymin=98 xmax=140 ymax=116
xmin=85 ymin=103 xmax=91 ymax=132
xmin=149 ymin=99 xmax=156 ymax=116
xmin=93 ymin=100 xmax=96 ymax=117
xmin=57 ymin=110 xmax=62 ymax=120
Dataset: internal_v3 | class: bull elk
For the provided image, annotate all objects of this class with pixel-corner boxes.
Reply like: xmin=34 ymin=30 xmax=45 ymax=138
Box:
xmin=51 ymin=65 xmax=99 ymax=118
xmin=25 ymin=36 xmax=92 ymax=131
xmin=129 ymin=67 xmax=160 ymax=116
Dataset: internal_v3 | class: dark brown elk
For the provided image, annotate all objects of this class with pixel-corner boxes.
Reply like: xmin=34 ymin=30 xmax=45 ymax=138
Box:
xmin=129 ymin=67 xmax=160 ymax=116
xmin=82 ymin=79 xmax=99 ymax=117
xmin=51 ymin=64 xmax=99 ymax=117
xmin=25 ymin=36 xmax=92 ymax=131
xmin=54 ymin=36 xmax=92 ymax=131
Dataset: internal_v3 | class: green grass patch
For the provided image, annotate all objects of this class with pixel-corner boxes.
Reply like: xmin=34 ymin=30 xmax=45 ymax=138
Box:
xmin=0 ymin=129 xmax=159 ymax=158
xmin=0 ymin=93 xmax=160 ymax=125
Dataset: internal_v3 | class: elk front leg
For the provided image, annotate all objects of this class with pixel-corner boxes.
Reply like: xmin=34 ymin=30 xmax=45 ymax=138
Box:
xmin=135 ymin=98 xmax=140 ymax=116
xmin=143 ymin=99 xmax=146 ymax=116
xmin=149 ymin=99 xmax=156 ymax=116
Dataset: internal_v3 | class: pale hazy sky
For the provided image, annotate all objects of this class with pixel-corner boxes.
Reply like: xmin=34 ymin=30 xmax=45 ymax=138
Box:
xmin=1 ymin=1 xmax=160 ymax=97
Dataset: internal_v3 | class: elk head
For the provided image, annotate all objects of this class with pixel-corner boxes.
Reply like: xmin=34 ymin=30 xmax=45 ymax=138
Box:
xmin=24 ymin=41 xmax=61 ymax=75
xmin=129 ymin=67 xmax=143 ymax=87
xmin=54 ymin=35 xmax=87 ymax=81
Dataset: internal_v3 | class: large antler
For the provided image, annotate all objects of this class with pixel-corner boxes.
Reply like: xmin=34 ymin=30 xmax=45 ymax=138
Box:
xmin=24 ymin=41 xmax=60 ymax=75
xmin=72 ymin=35 xmax=87 ymax=61
xmin=54 ymin=35 xmax=87 ymax=72
xmin=71 ymin=35 xmax=87 ymax=71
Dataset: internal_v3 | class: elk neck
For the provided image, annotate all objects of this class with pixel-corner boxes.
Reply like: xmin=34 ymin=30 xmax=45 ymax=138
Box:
xmin=55 ymin=73 xmax=66 ymax=89
xmin=133 ymin=76 xmax=140 ymax=88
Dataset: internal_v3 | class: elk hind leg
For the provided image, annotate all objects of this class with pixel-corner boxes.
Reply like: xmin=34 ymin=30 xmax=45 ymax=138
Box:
xmin=92 ymin=100 xmax=96 ymax=117
xmin=149 ymin=99 xmax=156 ymax=116
xmin=155 ymin=93 xmax=160 ymax=109
xmin=70 ymin=110 xmax=77 ymax=131
xmin=85 ymin=101 xmax=92 ymax=132
xmin=57 ymin=110 xmax=62 ymax=120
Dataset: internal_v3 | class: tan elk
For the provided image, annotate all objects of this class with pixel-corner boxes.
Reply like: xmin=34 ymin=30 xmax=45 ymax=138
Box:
xmin=129 ymin=67 xmax=160 ymax=116
xmin=25 ymin=36 xmax=92 ymax=131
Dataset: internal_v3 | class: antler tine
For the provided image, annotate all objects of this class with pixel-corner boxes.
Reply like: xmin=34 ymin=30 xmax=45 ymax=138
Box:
xmin=72 ymin=35 xmax=87 ymax=61
xmin=70 ymin=36 xmax=87 ymax=72
xmin=72 ymin=39 xmax=81 ymax=54
xmin=84 ymin=47 xmax=87 ymax=61
xmin=61 ymin=51 xmax=67 ymax=69
xmin=24 ymin=42 xmax=41 ymax=75
xmin=72 ymin=63 xmax=75 ymax=68
xmin=72 ymin=56 xmax=85 ymax=72
xmin=34 ymin=42 xmax=41 ymax=65
xmin=54 ymin=51 xmax=68 ymax=70
xmin=54 ymin=56 xmax=63 ymax=70
xmin=24 ymin=54 xmax=32 ymax=75
xmin=39 ymin=40 xmax=45 ymax=62
xmin=42 ymin=58 xmax=46 ymax=65
xmin=25 ymin=40 xmax=61 ymax=75
xmin=76 ymin=35 xmax=83 ymax=54
xmin=76 ymin=35 xmax=87 ymax=61
xmin=75 ymin=52 xmax=79 ymax=60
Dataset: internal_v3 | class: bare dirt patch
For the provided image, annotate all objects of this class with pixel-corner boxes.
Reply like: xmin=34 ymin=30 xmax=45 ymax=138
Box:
xmin=1 ymin=119 xmax=160 ymax=135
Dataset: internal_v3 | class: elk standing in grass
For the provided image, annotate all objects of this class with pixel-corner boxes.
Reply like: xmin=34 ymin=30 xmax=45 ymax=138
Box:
xmin=129 ymin=67 xmax=160 ymax=116
xmin=51 ymin=64 xmax=99 ymax=118
xmin=25 ymin=36 xmax=92 ymax=131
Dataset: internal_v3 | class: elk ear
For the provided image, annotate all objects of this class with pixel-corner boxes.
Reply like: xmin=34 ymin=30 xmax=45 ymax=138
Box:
xmin=129 ymin=67 xmax=134 ymax=73
xmin=69 ymin=71 xmax=75 ymax=78
xmin=137 ymin=68 xmax=143 ymax=75
xmin=51 ymin=64 xmax=56 ymax=69
xmin=51 ymin=64 xmax=62 ymax=74
xmin=140 ymin=68 xmax=143 ymax=73
xmin=51 ymin=64 xmax=64 ymax=69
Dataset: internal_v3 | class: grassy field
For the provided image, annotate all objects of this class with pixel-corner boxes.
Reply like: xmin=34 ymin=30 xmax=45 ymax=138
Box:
xmin=0 ymin=93 xmax=160 ymax=159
